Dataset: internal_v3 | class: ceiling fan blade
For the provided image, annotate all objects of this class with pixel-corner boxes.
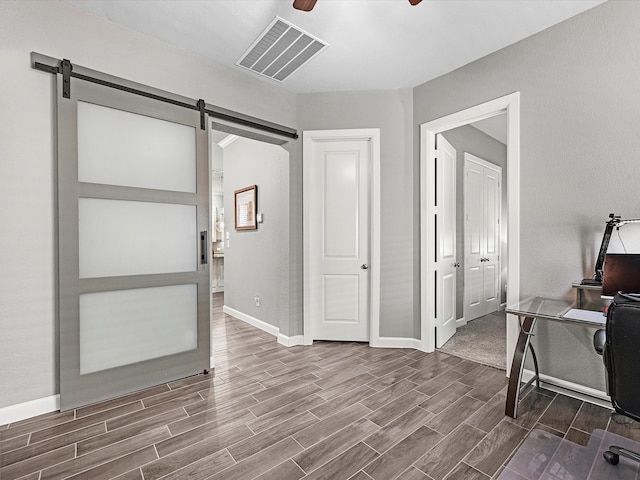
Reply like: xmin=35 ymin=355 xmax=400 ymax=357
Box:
xmin=409 ymin=0 xmax=423 ymax=5
xmin=293 ymin=0 xmax=318 ymax=11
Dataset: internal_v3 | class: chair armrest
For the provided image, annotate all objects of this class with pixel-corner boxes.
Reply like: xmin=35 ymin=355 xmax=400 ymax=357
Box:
xmin=593 ymin=329 xmax=606 ymax=355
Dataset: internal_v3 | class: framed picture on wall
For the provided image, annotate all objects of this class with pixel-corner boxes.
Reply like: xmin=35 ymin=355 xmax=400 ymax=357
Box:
xmin=234 ymin=185 xmax=258 ymax=230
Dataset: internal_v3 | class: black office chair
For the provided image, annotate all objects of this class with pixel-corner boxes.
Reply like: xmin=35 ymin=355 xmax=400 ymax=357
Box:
xmin=593 ymin=292 xmax=640 ymax=466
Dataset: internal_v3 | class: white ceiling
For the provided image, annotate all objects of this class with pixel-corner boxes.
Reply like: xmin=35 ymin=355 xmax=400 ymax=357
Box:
xmin=63 ymin=0 xmax=606 ymax=94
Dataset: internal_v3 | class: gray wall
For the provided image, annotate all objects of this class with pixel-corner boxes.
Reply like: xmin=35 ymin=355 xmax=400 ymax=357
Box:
xmin=0 ymin=0 xmax=298 ymax=409
xmin=414 ymin=0 xmax=640 ymax=391
xmin=441 ymin=125 xmax=508 ymax=319
xmin=296 ymin=89 xmax=417 ymax=338
xmin=222 ymin=137 xmax=290 ymax=332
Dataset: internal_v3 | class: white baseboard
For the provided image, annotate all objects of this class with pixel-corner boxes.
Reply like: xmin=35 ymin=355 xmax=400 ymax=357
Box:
xmin=455 ymin=316 xmax=467 ymax=327
xmin=0 ymin=395 xmax=60 ymax=426
xmin=223 ymin=306 xmax=306 ymax=348
xmin=371 ymin=337 xmax=422 ymax=350
xmin=223 ymin=306 xmax=279 ymax=337
xmin=522 ymin=369 xmax=611 ymax=409
xmin=278 ymin=334 xmax=304 ymax=347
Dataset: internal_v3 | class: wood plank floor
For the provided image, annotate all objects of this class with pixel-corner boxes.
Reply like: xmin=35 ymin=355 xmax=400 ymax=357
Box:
xmin=0 ymin=295 xmax=632 ymax=480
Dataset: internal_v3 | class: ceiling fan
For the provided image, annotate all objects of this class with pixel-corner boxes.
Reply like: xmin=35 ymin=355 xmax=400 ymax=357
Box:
xmin=293 ymin=0 xmax=422 ymax=12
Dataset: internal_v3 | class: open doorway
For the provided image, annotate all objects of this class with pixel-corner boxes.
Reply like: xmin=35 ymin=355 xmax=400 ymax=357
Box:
xmin=208 ymin=124 xmax=292 ymax=367
xmin=420 ymin=92 xmax=521 ymax=376
xmin=436 ymin=114 xmax=508 ymax=369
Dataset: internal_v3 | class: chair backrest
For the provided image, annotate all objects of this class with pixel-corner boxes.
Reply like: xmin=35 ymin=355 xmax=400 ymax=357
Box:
xmin=605 ymin=292 xmax=640 ymax=421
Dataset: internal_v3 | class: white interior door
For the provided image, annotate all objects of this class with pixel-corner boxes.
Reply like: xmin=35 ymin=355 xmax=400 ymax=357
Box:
xmin=435 ymin=135 xmax=457 ymax=348
xmin=304 ymin=132 xmax=371 ymax=341
xmin=464 ymin=153 xmax=501 ymax=322
xmin=57 ymin=77 xmax=210 ymax=410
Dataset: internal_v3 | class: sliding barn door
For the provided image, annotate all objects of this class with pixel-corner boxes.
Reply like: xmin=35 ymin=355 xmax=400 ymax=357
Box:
xmin=57 ymin=77 xmax=210 ymax=410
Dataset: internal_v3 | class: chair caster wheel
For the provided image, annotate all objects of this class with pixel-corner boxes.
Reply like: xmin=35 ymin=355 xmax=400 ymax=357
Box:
xmin=604 ymin=451 xmax=620 ymax=465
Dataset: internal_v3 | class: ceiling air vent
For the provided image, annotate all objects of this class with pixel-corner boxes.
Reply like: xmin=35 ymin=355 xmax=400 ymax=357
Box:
xmin=237 ymin=17 xmax=328 ymax=82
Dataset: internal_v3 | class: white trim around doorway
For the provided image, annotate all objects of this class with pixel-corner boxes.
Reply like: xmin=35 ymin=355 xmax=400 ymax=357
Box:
xmin=420 ymin=92 xmax=521 ymax=376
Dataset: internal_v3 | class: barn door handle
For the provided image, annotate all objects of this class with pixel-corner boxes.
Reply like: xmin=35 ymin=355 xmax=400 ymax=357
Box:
xmin=200 ymin=231 xmax=208 ymax=264
xmin=361 ymin=264 xmax=369 ymax=270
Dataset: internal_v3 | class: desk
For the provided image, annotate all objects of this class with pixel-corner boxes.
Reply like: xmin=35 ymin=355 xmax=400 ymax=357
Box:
xmin=505 ymin=297 xmax=606 ymax=418
xmin=571 ymin=282 xmax=602 ymax=308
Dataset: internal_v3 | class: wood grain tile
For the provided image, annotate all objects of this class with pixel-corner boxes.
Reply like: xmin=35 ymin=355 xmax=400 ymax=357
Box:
xmin=365 ymin=365 xmax=419 ymax=392
xmin=364 ymin=406 xmax=433 ymax=454
xmin=363 ymin=426 xmax=443 ymax=480
xmin=250 ymin=383 xmax=323 ymax=417
xmin=253 ymin=459 xmax=306 ymax=480
xmin=112 ymin=468 xmax=144 ymax=480
xmin=293 ymin=403 xmax=370 ymax=448
xmin=0 ymin=433 xmax=29 ymax=455
xmin=414 ymin=369 xmax=465 ymax=397
xmin=29 ymin=402 xmax=142 ymax=444
xmin=63 ymin=446 xmax=157 ymax=480
xmin=349 ymin=471 xmax=375 ymax=480
xmin=572 ymin=401 xmax=612 ymax=434
xmin=167 ymin=394 xmax=257 ymax=436
xmin=293 ymin=418 xmax=379 ymax=473
xmin=464 ymin=419 xmax=528 ymax=477
xmin=150 ymin=448 xmax=235 ymax=480
xmin=301 ymin=441 xmax=379 ymax=480
xmin=247 ymin=393 xmax=326 ymax=434
xmin=229 ymin=411 xmax=318 ymax=461
xmin=360 ymin=380 xmax=417 ymax=411
xmin=2 ymin=423 xmax=106 ymax=467
xmin=395 ymin=467 xmax=430 ymax=480
xmin=0 ymin=444 xmax=75 ymax=480
xmin=7 ymin=299 xmax=640 ymax=480
xmin=77 ymin=407 xmax=184 ymax=456
xmin=537 ymin=393 xmax=582 ymax=433
xmin=143 ymin=425 xmax=252 ymax=479
xmin=1 ymin=411 xmax=75 ymax=440
xmin=310 ymin=385 xmax=376 ymax=419
xmin=466 ymin=393 xmax=507 ymax=433
xmin=75 ymin=384 xmax=169 ymax=418
xmin=252 ymin=373 xmax=320 ymax=402
xmin=505 ymin=390 xmax=554 ymax=430
xmin=419 ymin=382 xmax=473 ymax=414
xmin=105 ymin=393 xmax=201 ymax=431
xmin=443 ymin=462 xmax=489 ymax=480
xmin=413 ymin=424 xmax=486 ymax=480
xmin=316 ymin=373 xmax=377 ymax=401
xmin=426 ymin=395 xmax=485 ymax=435
xmin=207 ymin=437 xmax=303 ymax=480
xmin=39 ymin=427 xmax=168 ymax=480
xmin=366 ymin=390 xmax=427 ymax=427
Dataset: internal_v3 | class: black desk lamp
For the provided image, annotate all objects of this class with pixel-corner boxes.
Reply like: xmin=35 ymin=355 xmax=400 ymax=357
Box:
xmin=582 ymin=213 xmax=640 ymax=286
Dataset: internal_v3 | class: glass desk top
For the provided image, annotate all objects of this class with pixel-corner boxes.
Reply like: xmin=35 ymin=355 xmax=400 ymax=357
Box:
xmin=506 ymin=296 xmax=606 ymax=327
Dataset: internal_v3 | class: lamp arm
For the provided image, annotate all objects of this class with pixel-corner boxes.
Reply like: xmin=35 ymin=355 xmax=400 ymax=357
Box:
xmin=593 ymin=214 xmax=640 ymax=282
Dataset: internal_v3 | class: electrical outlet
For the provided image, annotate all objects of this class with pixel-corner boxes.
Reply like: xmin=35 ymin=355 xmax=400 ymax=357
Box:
xmin=254 ymin=296 xmax=260 ymax=307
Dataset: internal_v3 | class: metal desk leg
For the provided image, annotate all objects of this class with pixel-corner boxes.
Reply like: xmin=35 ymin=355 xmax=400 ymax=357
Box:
xmin=505 ymin=315 xmax=538 ymax=418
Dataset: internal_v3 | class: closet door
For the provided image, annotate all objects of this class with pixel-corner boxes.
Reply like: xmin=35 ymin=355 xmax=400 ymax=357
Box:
xmin=464 ymin=153 xmax=501 ymax=322
xmin=57 ymin=78 xmax=210 ymax=410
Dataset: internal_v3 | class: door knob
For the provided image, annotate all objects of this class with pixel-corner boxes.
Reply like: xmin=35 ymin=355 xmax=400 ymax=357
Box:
xmin=361 ymin=264 xmax=369 ymax=270
xmin=453 ymin=262 xmax=460 ymax=268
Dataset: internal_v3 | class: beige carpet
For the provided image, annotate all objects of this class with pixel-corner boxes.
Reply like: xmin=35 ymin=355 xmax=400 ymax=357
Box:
xmin=438 ymin=310 xmax=506 ymax=370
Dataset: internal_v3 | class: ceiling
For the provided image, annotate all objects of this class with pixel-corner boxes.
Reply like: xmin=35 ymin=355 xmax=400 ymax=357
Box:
xmin=63 ymin=0 xmax=606 ymax=94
